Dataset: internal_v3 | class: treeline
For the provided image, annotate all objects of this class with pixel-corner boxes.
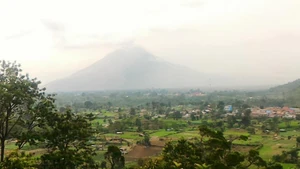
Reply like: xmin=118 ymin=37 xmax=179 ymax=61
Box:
xmin=54 ymin=91 xmax=292 ymax=114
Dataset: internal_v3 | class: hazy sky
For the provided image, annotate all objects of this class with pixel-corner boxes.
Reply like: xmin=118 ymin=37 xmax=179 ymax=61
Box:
xmin=1 ymin=0 xmax=300 ymax=87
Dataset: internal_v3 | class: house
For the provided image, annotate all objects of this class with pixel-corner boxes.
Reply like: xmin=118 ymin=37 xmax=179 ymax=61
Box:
xmin=290 ymin=108 xmax=300 ymax=113
xmin=282 ymin=107 xmax=294 ymax=113
xmin=204 ymin=109 xmax=211 ymax=113
xmin=182 ymin=114 xmax=190 ymax=119
xmin=224 ymin=105 xmax=233 ymax=112
xmin=225 ymin=112 xmax=236 ymax=117
xmin=283 ymin=113 xmax=295 ymax=119
xmin=266 ymin=110 xmax=272 ymax=114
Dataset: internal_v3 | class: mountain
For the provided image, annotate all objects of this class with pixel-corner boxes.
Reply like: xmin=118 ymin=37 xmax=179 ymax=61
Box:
xmin=269 ymin=79 xmax=300 ymax=94
xmin=46 ymin=47 xmax=222 ymax=92
xmin=266 ymin=79 xmax=300 ymax=106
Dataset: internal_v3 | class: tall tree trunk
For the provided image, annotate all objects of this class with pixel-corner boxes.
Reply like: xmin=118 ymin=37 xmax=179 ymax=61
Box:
xmin=1 ymin=114 xmax=10 ymax=162
xmin=1 ymin=138 xmax=5 ymax=162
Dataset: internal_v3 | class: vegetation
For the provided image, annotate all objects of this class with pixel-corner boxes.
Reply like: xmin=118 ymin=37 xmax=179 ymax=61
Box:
xmin=0 ymin=61 xmax=55 ymax=161
xmin=105 ymin=146 xmax=125 ymax=169
xmin=140 ymin=126 xmax=280 ymax=169
xmin=40 ymin=110 xmax=98 ymax=168
xmin=2 ymin=60 xmax=300 ymax=168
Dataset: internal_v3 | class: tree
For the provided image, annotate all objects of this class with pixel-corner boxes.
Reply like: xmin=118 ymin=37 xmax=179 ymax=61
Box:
xmin=109 ymin=121 xmax=126 ymax=132
xmin=296 ymin=114 xmax=300 ymax=120
xmin=135 ymin=118 xmax=142 ymax=132
xmin=130 ymin=107 xmax=136 ymax=116
xmin=173 ymin=111 xmax=182 ymax=120
xmin=107 ymin=102 xmax=112 ymax=109
xmin=143 ymin=133 xmax=151 ymax=146
xmin=40 ymin=110 xmax=98 ymax=169
xmin=241 ymin=109 xmax=251 ymax=127
xmin=266 ymin=162 xmax=283 ymax=169
xmin=272 ymin=149 xmax=298 ymax=164
xmin=140 ymin=125 xmax=281 ymax=169
xmin=0 ymin=61 xmax=55 ymax=162
xmin=135 ymin=118 xmax=142 ymax=128
xmin=227 ymin=115 xmax=236 ymax=128
xmin=191 ymin=113 xmax=196 ymax=121
xmin=105 ymin=146 xmax=125 ymax=169
xmin=108 ymin=119 xmax=113 ymax=125
xmin=217 ymin=101 xmax=225 ymax=113
xmin=297 ymin=136 xmax=300 ymax=148
xmin=100 ymin=161 xmax=107 ymax=169
xmin=270 ymin=117 xmax=280 ymax=133
xmin=283 ymin=118 xmax=292 ymax=128
xmin=84 ymin=101 xmax=93 ymax=109
xmin=118 ymin=108 xmax=122 ymax=112
xmin=247 ymin=127 xmax=256 ymax=135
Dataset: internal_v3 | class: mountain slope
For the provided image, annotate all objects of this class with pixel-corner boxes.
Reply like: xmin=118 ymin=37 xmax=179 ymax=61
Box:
xmin=46 ymin=47 xmax=216 ymax=92
xmin=266 ymin=79 xmax=300 ymax=106
xmin=269 ymin=79 xmax=300 ymax=94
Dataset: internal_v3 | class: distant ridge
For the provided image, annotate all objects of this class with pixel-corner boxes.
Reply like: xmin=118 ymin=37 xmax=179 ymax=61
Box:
xmin=46 ymin=47 xmax=223 ymax=92
xmin=269 ymin=79 xmax=300 ymax=93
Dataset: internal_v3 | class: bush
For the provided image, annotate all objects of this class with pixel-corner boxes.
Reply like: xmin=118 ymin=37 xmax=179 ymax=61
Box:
xmin=233 ymin=123 xmax=239 ymax=128
xmin=272 ymin=154 xmax=282 ymax=162
xmin=0 ymin=151 xmax=37 ymax=169
xmin=137 ymin=158 xmax=149 ymax=166
xmin=246 ymin=127 xmax=255 ymax=135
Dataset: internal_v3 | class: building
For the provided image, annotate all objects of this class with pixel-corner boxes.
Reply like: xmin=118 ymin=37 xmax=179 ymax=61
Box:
xmin=224 ymin=105 xmax=233 ymax=112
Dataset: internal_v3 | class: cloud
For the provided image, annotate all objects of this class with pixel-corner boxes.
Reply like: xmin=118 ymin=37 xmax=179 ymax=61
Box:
xmin=41 ymin=20 xmax=65 ymax=32
xmin=63 ymin=37 xmax=136 ymax=50
xmin=180 ymin=0 xmax=205 ymax=8
xmin=39 ymin=19 xmax=137 ymax=50
xmin=5 ymin=30 xmax=33 ymax=40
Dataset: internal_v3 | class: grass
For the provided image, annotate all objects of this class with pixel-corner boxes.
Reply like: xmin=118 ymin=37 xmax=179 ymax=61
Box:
xmin=93 ymin=151 xmax=106 ymax=162
xmin=223 ymin=129 xmax=297 ymax=163
xmin=105 ymin=132 xmax=141 ymax=140
xmin=5 ymin=143 xmax=18 ymax=150
xmin=169 ymin=131 xmax=199 ymax=138
xmin=278 ymin=120 xmax=300 ymax=129
xmin=221 ymin=128 xmax=296 ymax=163
xmin=281 ymin=163 xmax=296 ymax=169
xmin=92 ymin=118 xmax=106 ymax=125
xmin=150 ymin=130 xmax=177 ymax=137
xmin=101 ymin=111 xmax=116 ymax=117
xmin=224 ymin=129 xmax=249 ymax=136
xmin=259 ymin=137 xmax=296 ymax=160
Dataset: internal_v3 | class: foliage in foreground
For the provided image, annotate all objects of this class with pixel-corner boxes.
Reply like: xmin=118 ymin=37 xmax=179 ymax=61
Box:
xmin=40 ymin=110 xmax=98 ymax=169
xmin=0 ymin=60 xmax=56 ymax=162
xmin=0 ymin=151 xmax=37 ymax=169
xmin=138 ymin=125 xmax=282 ymax=169
xmin=105 ymin=145 xmax=125 ymax=169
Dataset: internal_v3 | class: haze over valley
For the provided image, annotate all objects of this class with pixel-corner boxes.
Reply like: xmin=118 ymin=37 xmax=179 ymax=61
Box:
xmin=1 ymin=0 xmax=300 ymax=90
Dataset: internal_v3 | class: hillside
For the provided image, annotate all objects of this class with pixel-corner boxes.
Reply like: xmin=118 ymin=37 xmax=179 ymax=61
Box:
xmin=267 ymin=79 xmax=300 ymax=106
xmin=46 ymin=47 xmax=221 ymax=92
xmin=269 ymin=79 xmax=300 ymax=94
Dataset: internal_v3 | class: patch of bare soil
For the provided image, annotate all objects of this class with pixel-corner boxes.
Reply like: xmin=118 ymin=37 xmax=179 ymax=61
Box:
xmin=125 ymin=137 xmax=166 ymax=161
